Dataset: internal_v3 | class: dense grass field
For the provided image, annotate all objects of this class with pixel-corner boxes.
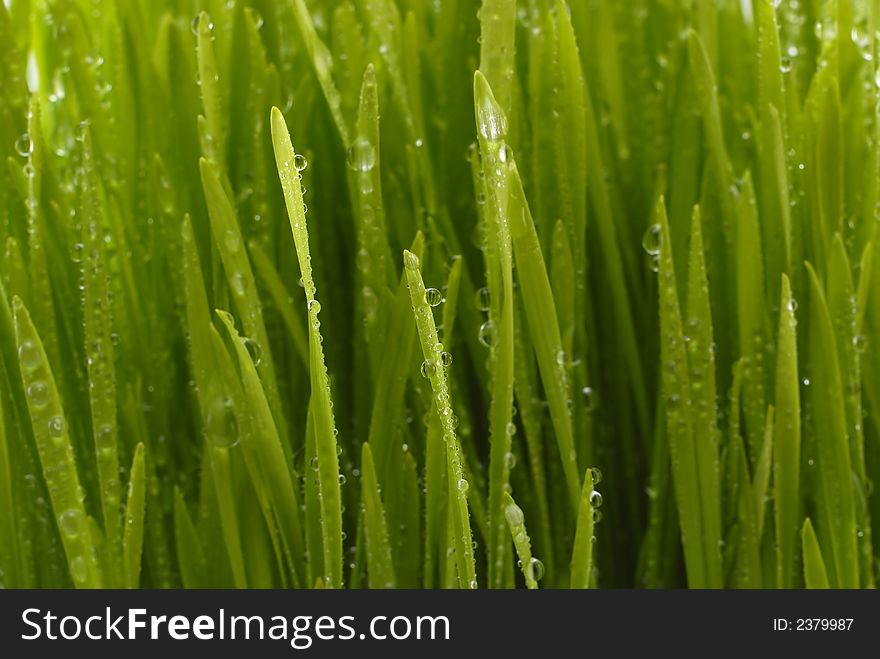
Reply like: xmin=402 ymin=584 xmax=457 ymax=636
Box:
xmin=0 ymin=0 xmax=878 ymax=589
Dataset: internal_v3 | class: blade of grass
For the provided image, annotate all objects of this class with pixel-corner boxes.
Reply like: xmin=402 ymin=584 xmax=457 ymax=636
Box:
xmin=271 ymin=107 xmax=343 ymax=588
xmin=802 ymin=518 xmax=831 ymax=589
xmin=403 ymin=248 xmax=476 ymax=589
xmin=13 ymin=298 xmax=102 ymax=588
xmin=360 ymin=443 xmax=396 ymax=589
xmin=122 ymin=443 xmax=145 ymax=589
xmin=570 ymin=468 xmax=596 ymax=588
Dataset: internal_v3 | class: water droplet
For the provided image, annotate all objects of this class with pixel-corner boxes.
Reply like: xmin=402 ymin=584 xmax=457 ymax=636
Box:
xmin=425 ymin=287 xmax=443 ymax=307
xmin=590 ymin=490 xmax=603 ymax=508
xmin=15 ymin=133 xmax=33 ymax=157
xmin=786 ymin=298 xmax=798 ymax=314
xmin=59 ymin=509 xmax=83 ymax=538
xmin=853 ymin=334 xmax=867 ymax=353
xmin=504 ymin=451 xmax=516 ymax=470
xmin=779 ymin=56 xmax=792 ymax=73
xmin=47 ymin=415 xmax=64 ymax=439
xmin=294 ymin=154 xmax=308 ymax=171
xmin=70 ymin=555 xmax=88 ymax=583
xmin=308 ymin=299 xmax=321 ymax=314
xmin=457 ymin=478 xmax=469 ymax=493
xmin=504 ymin=502 xmax=524 ymax=526
xmin=27 ymin=381 xmax=50 ymax=409
xmin=421 ymin=360 xmax=436 ymax=378
xmin=309 ymin=456 xmax=319 ymax=472
xmin=505 ymin=421 xmax=516 ymax=436
xmin=478 ymin=320 xmax=496 ymax=347
xmin=440 ymin=351 xmax=453 ymax=367
xmin=224 ymin=229 xmax=240 ymax=253
xmin=582 ymin=386 xmax=598 ymax=413
xmin=346 ymin=137 xmax=376 ymax=172
xmin=593 ymin=508 xmax=603 ymax=523
xmin=338 ymin=473 xmax=346 ymax=485
xmin=528 ymin=557 xmax=544 ymax=582
xmin=589 ymin=467 xmax=602 ymax=485
xmin=475 ymin=286 xmax=491 ymax=311
xmin=18 ymin=340 xmax=41 ymax=371
xmin=205 ymin=397 xmax=239 ymax=448
xmin=642 ymin=224 xmax=661 ymax=256
xmin=243 ymin=338 xmax=262 ymax=366
xmin=498 ymin=143 xmax=512 ymax=163
xmin=404 ymin=251 xmax=420 ymax=271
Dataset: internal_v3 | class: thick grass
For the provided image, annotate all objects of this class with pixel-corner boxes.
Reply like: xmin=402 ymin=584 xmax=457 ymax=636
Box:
xmin=0 ymin=0 xmax=878 ymax=589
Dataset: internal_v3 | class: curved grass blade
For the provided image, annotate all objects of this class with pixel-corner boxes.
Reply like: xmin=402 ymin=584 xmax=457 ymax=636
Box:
xmin=360 ymin=443 xmax=396 ymax=589
xmin=271 ymin=107 xmax=343 ymax=588
xmin=403 ymin=249 xmax=476 ymax=589
xmin=122 ymin=443 xmax=145 ymax=588
xmin=13 ymin=298 xmax=102 ymax=588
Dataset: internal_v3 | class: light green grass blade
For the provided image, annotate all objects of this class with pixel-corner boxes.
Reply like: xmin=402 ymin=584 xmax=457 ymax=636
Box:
xmin=754 ymin=407 xmax=774 ymax=540
xmin=403 ymin=249 xmax=476 ymax=589
xmin=684 ymin=205 xmax=723 ymax=588
xmin=570 ymin=468 xmax=596 ymax=589
xmin=13 ymin=298 xmax=102 ymax=588
xmin=122 ymin=443 xmax=145 ymax=589
xmin=773 ymin=273 xmax=801 ymax=589
xmin=360 ymin=443 xmax=396 ymax=589
xmin=805 ymin=262 xmax=858 ymax=588
xmin=507 ymin=162 xmax=580 ymax=510
xmin=656 ymin=197 xmax=705 ymax=588
xmin=271 ymin=107 xmax=343 ymax=588
xmin=474 ymin=70 xmax=516 ymax=588
xmin=802 ymin=518 xmax=831 ymax=589
xmin=80 ymin=128 xmax=123 ymax=587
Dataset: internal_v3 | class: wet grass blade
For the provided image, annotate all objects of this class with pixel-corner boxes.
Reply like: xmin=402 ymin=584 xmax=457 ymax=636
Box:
xmin=502 ymin=493 xmax=537 ymax=589
xmin=13 ymin=298 xmax=102 ymax=588
xmin=403 ymin=249 xmax=476 ymax=589
xmin=271 ymin=107 xmax=343 ymax=588
xmin=122 ymin=443 xmax=145 ymax=588
xmin=570 ymin=468 xmax=595 ymax=588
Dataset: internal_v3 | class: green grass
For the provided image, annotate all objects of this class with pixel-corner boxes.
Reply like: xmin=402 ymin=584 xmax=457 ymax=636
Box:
xmin=0 ymin=0 xmax=879 ymax=589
